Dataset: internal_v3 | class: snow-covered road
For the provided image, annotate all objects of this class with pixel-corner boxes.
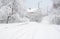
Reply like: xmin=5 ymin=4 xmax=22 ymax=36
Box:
xmin=0 ymin=22 xmax=60 ymax=39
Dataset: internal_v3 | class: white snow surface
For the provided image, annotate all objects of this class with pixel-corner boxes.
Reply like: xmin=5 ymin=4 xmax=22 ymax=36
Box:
xmin=0 ymin=22 xmax=60 ymax=39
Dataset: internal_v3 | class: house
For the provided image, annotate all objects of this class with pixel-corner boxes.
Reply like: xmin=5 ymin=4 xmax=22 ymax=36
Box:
xmin=26 ymin=8 xmax=42 ymax=22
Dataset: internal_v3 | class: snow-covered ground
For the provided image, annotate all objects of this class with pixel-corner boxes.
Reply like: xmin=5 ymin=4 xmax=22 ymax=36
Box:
xmin=0 ymin=16 xmax=60 ymax=39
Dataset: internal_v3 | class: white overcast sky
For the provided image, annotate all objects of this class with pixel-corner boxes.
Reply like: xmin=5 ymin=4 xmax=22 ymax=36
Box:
xmin=25 ymin=0 xmax=53 ymax=9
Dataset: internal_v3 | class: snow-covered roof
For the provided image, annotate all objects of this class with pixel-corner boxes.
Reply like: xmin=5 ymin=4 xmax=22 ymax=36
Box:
xmin=27 ymin=8 xmax=37 ymax=12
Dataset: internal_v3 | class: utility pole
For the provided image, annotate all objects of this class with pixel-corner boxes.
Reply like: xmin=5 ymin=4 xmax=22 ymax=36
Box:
xmin=47 ymin=6 xmax=49 ymax=16
xmin=38 ymin=1 xmax=40 ymax=9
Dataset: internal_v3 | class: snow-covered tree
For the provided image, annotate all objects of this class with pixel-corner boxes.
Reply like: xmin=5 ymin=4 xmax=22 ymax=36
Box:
xmin=53 ymin=0 xmax=60 ymax=9
xmin=49 ymin=0 xmax=60 ymax=25
xmin=0 ymin=0 xmax=27 ymax=23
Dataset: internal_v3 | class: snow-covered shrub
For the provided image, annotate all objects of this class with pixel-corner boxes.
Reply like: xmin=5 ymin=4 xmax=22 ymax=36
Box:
xmin=49 ymin=8 xmax=60 ymax=25
xmin=8 ymin=13 xmax=29 ymax=23
xmin=50 ymin=15 xmax=60 ymax=25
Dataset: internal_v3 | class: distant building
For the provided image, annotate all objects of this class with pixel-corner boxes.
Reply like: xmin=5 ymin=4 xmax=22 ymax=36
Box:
xmin=27 ymin=8 xmax=37 ymax=16
xmin=26 ymin=8 xmax=42 ymax=22
xmin=27 ymin=8 xmax=37 ymax=12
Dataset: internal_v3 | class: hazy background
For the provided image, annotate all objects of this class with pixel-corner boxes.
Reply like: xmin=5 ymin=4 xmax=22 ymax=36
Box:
xmin=25 ymin=0 xmax=53 ymax=9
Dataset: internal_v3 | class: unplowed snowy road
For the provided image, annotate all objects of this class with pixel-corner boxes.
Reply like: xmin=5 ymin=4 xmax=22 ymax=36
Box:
xmin=0 ymin=22 xmax=60 ymax=39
